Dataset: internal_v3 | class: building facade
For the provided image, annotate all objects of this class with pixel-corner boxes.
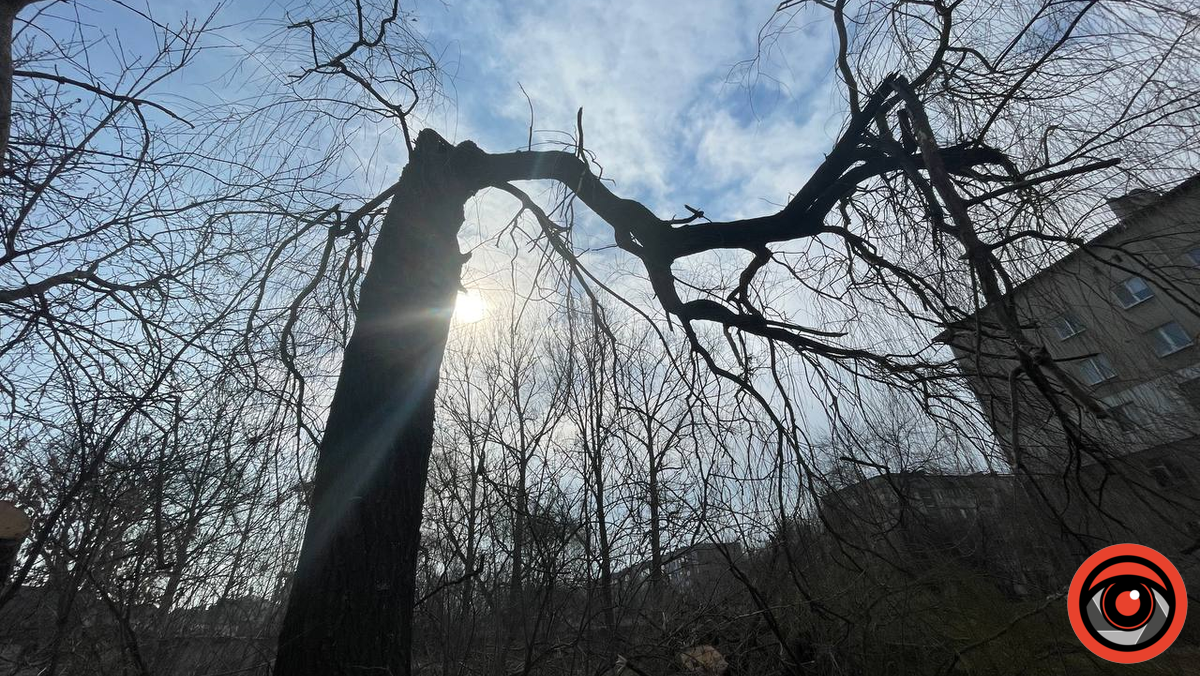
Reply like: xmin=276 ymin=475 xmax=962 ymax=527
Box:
xmin=820 ymin=471 xmax=1055 ymax=595
xmin=938 ymin=175 xmax=1200 ymax=574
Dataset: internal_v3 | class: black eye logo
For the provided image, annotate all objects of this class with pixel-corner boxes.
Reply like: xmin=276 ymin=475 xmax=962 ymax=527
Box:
xmin=1069 ymin=544 xmax=1187 ymax=663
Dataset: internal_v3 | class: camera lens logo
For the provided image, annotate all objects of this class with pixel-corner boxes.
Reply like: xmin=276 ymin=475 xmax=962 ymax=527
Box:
xmin=1068 ymin=543 xmax=1187 ymax=663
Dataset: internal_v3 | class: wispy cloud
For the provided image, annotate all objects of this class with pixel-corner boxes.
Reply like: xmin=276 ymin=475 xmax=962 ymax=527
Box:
xmin=424 ymin=0 xmax=846 ymax=219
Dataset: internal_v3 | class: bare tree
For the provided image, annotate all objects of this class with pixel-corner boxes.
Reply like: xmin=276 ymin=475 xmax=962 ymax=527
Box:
xmin=2 ymin=1 xmax=1198 ymax=674
xmin=0 ymin=1 xmax=430 ymax=673
xmin=273 ymin=1 xmax=1200 ymax=673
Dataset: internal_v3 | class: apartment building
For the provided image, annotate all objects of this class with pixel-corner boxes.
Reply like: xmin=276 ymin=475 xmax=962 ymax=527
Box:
xmin=937 ymin=174 xmax=1200 ymax=569
xmin=819 ymin=471 xmax=1056 ymax=595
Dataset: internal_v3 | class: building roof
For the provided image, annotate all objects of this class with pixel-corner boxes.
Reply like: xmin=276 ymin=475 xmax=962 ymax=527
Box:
xmin=823 ymin=470 xmax=1015 ymax=502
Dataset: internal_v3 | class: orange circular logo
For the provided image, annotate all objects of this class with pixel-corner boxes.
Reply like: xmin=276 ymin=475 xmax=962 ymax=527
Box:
xmin=1068 ymin=543 xmax=1187 ymax=663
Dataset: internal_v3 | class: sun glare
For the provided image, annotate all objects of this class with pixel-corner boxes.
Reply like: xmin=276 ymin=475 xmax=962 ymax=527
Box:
xmin=454 ymin=288 xmax=487 ymax=323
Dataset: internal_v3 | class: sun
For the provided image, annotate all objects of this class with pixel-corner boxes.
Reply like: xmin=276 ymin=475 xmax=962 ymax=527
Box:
xmin=453 ymin=288 xmax=487 ymax=323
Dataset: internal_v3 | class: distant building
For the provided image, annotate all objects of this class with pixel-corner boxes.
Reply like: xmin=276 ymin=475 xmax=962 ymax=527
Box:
xmin=937 ymin=174 xmax=1200 ymax=573
xmin=616 ymin=541 xmax=746 ymax=603
xmin=168 ymin=595 xmax=279 ymax=637
xmin=820 ymin=471 xmax=1054 ymax=595
xmin=662 ymin=542 xmax=745 ymax=592
xmin=163 ymin=596 xmax=277 ymax=675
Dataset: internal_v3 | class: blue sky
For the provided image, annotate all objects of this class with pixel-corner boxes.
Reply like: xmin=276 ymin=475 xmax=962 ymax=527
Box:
xmin=16 ymin=0 xmax=863 ymax=373
xmin=13 ymin=0 xmax=1194 ymax=478
xmin=30 ymin=0 xmax=850 ymax=234
xmin=9 ymin=0 xmax=997 ymax=471
xmin=416 ymin=0 xmax=847 ymax=218
xmin=390 ymin=0 xmax=855 ymax=314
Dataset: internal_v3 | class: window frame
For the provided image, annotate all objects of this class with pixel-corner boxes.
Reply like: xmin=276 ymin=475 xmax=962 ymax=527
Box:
xmin=1112 ymin=276 xmax=1155 ymax=309
xmin=1077 ymin=354 xmax=1117 ymax=386
xmin=1047 ymin=312 xmax=1086 ymax=341
xmin=1149 ymin=320 xmax=1193 ymax=357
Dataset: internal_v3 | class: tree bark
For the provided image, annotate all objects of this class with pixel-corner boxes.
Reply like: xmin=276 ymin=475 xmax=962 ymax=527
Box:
xmin=274 ymin=130 xmax=474 ymax=676
xmin=0 ymin=0 xmax=36 ymax=175
xmin=647 ymin=443 xmax=662 ymax=589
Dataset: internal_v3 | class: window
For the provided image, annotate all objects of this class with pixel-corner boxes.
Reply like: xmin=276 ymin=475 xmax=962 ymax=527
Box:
xmin=1112 ymin=276 xmax=1155 ymax=308
xmin=1149 ymin=321 xmax=1193 ymax=357
xmin=1107 ymin=402 xmax=1145 ymax=432
xmin=1147 ymin=458 xmax=1189 ymax=488
xmin=1047 ymin=312 xmax=1086 ymax=340
xmin=1076 ymin=354 xmax=1117 ymax=385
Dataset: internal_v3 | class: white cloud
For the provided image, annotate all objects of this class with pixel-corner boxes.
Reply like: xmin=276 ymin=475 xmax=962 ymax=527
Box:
xmin=425 ymin=0 xmax=846 ymax=218
xmin=683 ymin=101 xmax=840 ymax=221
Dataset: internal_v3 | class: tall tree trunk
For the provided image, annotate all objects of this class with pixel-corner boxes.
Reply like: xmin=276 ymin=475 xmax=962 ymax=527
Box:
xmin=0 ymin=1 xmax=30 ymax=174
xmin=493 ymin=449 xmax=527 ymax=676
xmin=647 ymin=443 xmax=662 ymax=589
xmin=274 ymin=131 xmax=472 ymax=676
xmin=460 ymin=449 xmax=482 ymax=616
xmin=591 ymin=445 xmax=616 ymax=640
